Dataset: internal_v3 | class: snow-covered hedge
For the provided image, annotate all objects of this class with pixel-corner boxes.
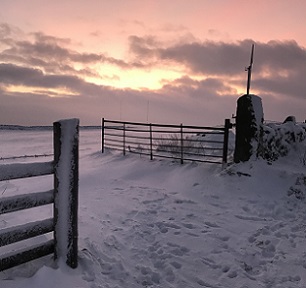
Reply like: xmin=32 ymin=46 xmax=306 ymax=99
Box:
xmin=260 ymin=120 xmax=306 ymax=161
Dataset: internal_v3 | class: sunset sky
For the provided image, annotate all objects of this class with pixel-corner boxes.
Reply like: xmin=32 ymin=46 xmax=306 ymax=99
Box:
xmin=0 ymin=0 xmax=306 ymax=126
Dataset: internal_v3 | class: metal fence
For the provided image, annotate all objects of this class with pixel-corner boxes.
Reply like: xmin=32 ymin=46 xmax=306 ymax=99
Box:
xmin=101 ymin=118 xmax=232 ymax=164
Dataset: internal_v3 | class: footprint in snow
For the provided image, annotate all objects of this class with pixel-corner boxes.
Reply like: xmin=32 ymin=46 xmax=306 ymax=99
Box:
xmin=155 ymin=222 xmax=181 ymax=234
xmin=174 ymin=199 xmax=196 ymax=204
xmin=113 ymin=187 xmax=125 ymax=191
xmin=166 ymin=242 xmax=190 ymax=257
xmin=182 ymin=222 xmax=195 ymax=229
xmin=204 ymin=221 xmax=220 ymax=228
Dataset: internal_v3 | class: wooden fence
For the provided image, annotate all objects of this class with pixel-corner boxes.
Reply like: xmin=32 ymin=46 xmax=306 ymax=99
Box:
xmin=101 ymin=119 xmax=232 ymax=164
xmin=0 ymin=119 xmax=79 ymax=271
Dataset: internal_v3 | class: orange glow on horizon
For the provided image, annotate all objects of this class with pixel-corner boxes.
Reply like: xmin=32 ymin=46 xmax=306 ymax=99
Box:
xmin=87 ymin=65 xmax=183 ymax=91
xmin=5 ymin=85 xmax=79 ymax=97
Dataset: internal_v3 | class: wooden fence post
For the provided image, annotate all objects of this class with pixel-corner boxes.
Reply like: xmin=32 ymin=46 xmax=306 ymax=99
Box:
xmin=180 ymin=124 xmax=184 ymax=164
xmin=53 ymin=118 xmax=79 ymax=269
xmin=222 ymin=119 xmax=231 ymax=164
xmin=149 ymin=123 xmax=153 ymax=160
xmin=123 ymin=123 xmax=126 ymax=156
xmin=101 ymin=118 xmax=105 ymax=153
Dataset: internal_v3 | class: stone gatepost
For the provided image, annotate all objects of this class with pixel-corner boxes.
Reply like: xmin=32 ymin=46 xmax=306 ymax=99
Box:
xmin=234 ymin=94 xmax=264 ymax=163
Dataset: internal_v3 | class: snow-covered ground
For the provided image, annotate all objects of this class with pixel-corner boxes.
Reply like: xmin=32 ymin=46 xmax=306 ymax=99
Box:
xmin=1 ymin=129 xmax=306 ymax=288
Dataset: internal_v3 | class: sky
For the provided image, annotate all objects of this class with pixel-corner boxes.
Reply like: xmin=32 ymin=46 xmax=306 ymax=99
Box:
xmin=0 ymin=0 xmax=306 ymax=126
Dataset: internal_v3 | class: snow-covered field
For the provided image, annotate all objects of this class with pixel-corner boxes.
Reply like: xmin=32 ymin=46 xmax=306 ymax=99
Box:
xmin=1 ymin=128 xmax=306 ymax=288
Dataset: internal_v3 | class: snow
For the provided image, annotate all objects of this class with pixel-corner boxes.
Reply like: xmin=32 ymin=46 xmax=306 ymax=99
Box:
xmin=1 ymin=128 xmax=306 ymax=287
xmin=262 ymin=121 xmax=306 ymax=161
xmin=249 ymin=95 xmax=264 ymax=128
xmin=249 ymin=95 xmax=264 ymax=159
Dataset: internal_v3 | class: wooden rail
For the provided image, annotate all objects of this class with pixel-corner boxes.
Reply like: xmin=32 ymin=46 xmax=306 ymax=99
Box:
xmin=0 ymin=118 xmax=79 ymax=271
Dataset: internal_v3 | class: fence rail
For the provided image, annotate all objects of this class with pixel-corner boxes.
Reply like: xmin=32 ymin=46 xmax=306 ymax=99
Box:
xmin=0 ymin=118 xmax=79 ymax=271
xmin=101 ymin=118 xmax=232 ymax=164
xmin=0 ymin=154 xmax=53 ymax=161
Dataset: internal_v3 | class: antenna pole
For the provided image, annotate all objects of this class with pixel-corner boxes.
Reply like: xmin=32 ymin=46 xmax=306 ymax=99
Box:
xmin=246 ymin=44 xmax=255 ymax=95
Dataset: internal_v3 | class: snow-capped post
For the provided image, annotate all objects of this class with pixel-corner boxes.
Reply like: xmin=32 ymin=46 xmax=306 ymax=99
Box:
xmin=234 ymin=95 xmax=264 ymax=162
xmin=180 ymin=124 xmax=184 ymax=164
xmin=101 ymin=118 xmax=105 ymax=153
xmin=222 ymin=119 xmax=232 ymax=164
xmin=53 ymin=118 xmax=79 ymax=269
xmin=149 ymin=123 xmax=153 ymax=160
xmin=123 ymin=123 xmax=126 ymax=156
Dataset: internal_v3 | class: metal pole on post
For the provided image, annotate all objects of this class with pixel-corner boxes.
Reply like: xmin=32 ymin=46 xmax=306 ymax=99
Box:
xmin=101 ymin=118 xmax=105 ymax=153
xmin=53 ymin=118 xmax=79 ymax=269
xmin=246 ymin=44 xmax=255 ymax=95
xmin=149 ymin=123 xmax=153 ymax=160
xmin=180 ymin=124 xmax=184 ymax=164
xmin=222 ymin=119 xmax=231 ymax=165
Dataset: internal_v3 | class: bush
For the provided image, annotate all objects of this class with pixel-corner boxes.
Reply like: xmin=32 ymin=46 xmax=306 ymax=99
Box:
xmin=155 ymin=134 xmax=181 ymax=155
xmin=260 ymin=122 xmax=306 ymax=161
xmin=155 ymin=134 xmax=206 ymax=156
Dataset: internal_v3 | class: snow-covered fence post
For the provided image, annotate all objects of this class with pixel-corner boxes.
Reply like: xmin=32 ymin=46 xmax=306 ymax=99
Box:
xmin=234 ymin=94 xmax=264 ymax=162
xmin=180 ymin=124 xmax=184 ymax=164
xmin=53 ymin=118 xmax=79 ymax=269
xmin=123 ymin=123 xmax=126 ymax=156
xmin=222 ymin=119 xmax=232 ymax=164
xmin=101 ymin=118 xmax=105 ymax=153
xmin=149 ymin=123 xmax=153 ymax=160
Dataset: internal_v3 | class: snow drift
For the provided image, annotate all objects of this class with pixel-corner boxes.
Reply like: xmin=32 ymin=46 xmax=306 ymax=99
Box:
xmin=0 ymin=128 xmax=306 ymax=287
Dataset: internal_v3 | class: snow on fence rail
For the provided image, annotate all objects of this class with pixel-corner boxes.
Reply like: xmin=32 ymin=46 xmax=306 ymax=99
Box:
xmin=101 ymin=118 xmax=232 ymax=164
xmin=0 ymin=118 xmax=79 ymax=271
xmin=0 ymin=153 xmax=53 ymax=161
